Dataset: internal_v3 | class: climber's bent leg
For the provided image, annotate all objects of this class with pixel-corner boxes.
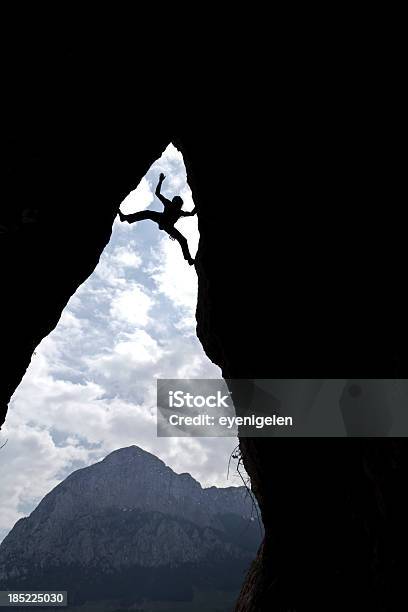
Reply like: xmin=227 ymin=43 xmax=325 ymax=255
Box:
xmin=167 ymin=227 xmax=195 ymax=265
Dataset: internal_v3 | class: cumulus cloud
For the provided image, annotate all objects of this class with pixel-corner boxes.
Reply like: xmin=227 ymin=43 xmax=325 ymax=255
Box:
xmin=152 ymin=230 xmax=199 ymax=313
xmin=110 ymin=284 xmax=153 ymax=327
xmin=0 ymin=144 xmax=240 ymax=544
xmin=112 ymin=245 xmax=142 ymax=269
xmin=119 ymin=177 xmax=154 ymax=215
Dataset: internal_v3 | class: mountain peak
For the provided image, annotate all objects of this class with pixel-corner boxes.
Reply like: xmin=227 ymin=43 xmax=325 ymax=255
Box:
xmin=101 ymin=445 xmax=164 ymax=465
xmin=0 ymin=446 xmax=261 ymax=609
xmin=3 ymin=446 xmax=254 ymax=539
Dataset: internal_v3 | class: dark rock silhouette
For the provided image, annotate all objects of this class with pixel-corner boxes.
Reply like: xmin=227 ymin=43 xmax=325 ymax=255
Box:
xmin=1 ymin=42 xmax=406 ymax=611
xmin=119 ymin=173 xmax=196 ymax=265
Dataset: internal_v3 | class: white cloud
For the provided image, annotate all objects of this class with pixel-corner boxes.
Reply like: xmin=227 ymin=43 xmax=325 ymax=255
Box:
xmin=112 ymin=245 xmax=142 ymax=269
xmin=0 ymin=422 xmax=92 ymax=538
xmin=115 ymin=330 xmax=164 ymax=362
xmin=159 ymin=142 xmax=181 ymax=162
xmin=152 ymin=230 xmax=199 ymax=314
xmin=110 ymin=284 xmax=152 ymax=327
xmin=87 ymin=331 xmax=165 ymax=379
xmin=119 ymin=177 xmax=154 ymax=214
xmin=94 ymin=258 xmax=126 ymax=287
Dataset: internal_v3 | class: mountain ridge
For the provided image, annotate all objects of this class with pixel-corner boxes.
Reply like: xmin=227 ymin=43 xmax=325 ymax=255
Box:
xmin=0 ymin=445 xmax=260 ymax=608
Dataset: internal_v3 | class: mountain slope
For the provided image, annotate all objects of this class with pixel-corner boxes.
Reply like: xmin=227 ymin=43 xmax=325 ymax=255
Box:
xmin=0 ymin=446 xmax=261 ymax=609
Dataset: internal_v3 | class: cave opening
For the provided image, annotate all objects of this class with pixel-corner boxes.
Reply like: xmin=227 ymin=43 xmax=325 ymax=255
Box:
xmin=0 ymin=143 xmax=242 ymax=544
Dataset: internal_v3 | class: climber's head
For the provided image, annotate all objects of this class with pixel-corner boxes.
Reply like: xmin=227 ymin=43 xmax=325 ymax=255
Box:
xmin=172 ymin=196 xmax=183 ymax=210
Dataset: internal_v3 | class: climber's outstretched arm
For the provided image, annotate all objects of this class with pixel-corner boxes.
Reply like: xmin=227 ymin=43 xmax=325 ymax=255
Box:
xmin=180 ymin=207 xmax=197 ymax=217
xmin=155 ymin=173 xmax=171 ymax=207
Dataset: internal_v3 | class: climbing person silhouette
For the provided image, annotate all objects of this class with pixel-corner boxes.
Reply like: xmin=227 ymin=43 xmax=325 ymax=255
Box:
xmin=118 ymin=173 xmax=196 ymax=265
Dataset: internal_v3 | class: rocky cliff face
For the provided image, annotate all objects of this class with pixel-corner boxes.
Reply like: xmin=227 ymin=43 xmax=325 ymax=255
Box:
xmin=0 ymin=446 xmax=260 ymax=606
xmin=2 ymin=43 xmax=407 ymax=611
xmin=2 ymin=446 xmax=254 ymax=537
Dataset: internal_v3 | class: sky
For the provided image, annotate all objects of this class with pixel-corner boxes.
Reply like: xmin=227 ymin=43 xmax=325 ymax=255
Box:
xmin=0 ymin=144 xmax=241 ymax=543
